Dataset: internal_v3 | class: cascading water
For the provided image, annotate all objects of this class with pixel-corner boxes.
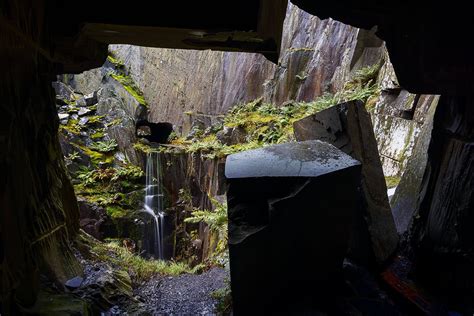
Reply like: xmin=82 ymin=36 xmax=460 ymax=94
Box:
xmin=143 ymin=152 xmax=165 ymax=260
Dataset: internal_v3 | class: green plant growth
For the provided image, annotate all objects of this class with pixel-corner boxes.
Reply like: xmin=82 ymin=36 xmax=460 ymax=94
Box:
xmin=74 ymin=163 xmax=145 ymax=218
xmin=154 ymin=64 xmax=381 ymax=160
xmin=90 ymin=139 xmax=118 ymax=153
xmin=66 ymin=151 xmax=80 ymax=162
xmin=385 ymin=176 xmax=401 ymax=189
xmin=185 ymin=196 xmax=228 ymax=266
xmin=78 ymin=232 xmax=202 ymax=284
xmin=212 ymin=278 xmax=232 ymax=315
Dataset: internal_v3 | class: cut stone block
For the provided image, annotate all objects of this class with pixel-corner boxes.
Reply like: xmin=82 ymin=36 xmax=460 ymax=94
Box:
xmin=225 ymin=140 xmax=361 ymax=315
xmin=293 ymin=100 xmax=398 ymax=264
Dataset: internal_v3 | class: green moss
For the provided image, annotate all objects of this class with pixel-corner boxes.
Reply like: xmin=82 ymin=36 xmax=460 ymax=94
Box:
xmin=105 ymin=118 xmax=123 ymax=127
xmin=107 ymin=55 xmax=125 ymax=68
xmin=385 ymin=176 xmax=401 ymax=189
xmin=133 ymin=141 xmax=159 ymax=154
xmin=106 ymin=205 xmax=127 ymax=218
xmin=60 ymin=119 xmax=81 ymax=134
xmin=91 ymin=131 xmax=105 ymax=139
xmin=86 ymin=115 xmax=106 ymax=125
xmin=110 ymin=73 xmax=147 ymax=106
xmin=81 ymin=233 xmax=203 ymax=283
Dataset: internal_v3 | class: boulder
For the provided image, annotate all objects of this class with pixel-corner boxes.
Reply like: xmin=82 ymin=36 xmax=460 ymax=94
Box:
xmin=293 ymin=100 xmax=398 ymax=264
xmin=77 ymin=199 xmax=110 ymax=240
xmin=225 ymin=140 xmax=361 ymax=315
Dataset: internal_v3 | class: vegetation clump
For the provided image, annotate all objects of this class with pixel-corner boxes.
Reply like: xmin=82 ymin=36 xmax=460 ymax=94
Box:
xmin=211 ymin=278 xmax=232 ymax=314
xmin=90 ymin=139 xmax=118 ymax=153
xmin=151 ymin=64 xmax=381 ymax=160
xmin=74 ymin=163 xmax=145 ymax=218
xmin=185 ymin=196 xmax=229 ymax=266
xmin=78 ymin=232 xmax=202 ymax=284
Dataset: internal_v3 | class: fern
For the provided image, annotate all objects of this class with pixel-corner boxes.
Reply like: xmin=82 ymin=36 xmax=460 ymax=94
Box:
xmin=90 ymin=139 xmax=118 ymax=153
xmin=184 ymin=196 xmax=228 ymax=264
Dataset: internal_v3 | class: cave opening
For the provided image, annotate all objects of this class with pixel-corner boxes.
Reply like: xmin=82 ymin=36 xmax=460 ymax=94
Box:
xmin=1 ymin=0 xmax=474 ymax=315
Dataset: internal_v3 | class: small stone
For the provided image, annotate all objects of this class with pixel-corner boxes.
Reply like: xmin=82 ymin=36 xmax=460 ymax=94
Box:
xmin=78 ymin=108 xmax=91 ymax=116
xmin=65 ymin=276 xmax=83 ymax=290
xmin=79 ymin=117 xmax=89 ymax=125
xmin=58 ymin=113 xmax=69 ymax=120
xmin=77 ymin=91 xmax=98 ymax=107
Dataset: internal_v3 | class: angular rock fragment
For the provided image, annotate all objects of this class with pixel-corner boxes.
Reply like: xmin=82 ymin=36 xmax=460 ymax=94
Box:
xmin=65 ymin=276 xmax=84 ymax=290
xmin=77 ymin=91 xmax=98 ymax=107
xmin=293 ymin=100 xmax=398 ymax=264
xmin=225 ymin=140 xmax=361 ymax=315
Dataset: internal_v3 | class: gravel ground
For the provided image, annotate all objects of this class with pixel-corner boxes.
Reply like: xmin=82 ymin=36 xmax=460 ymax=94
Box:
xmin=135 ymin=267 xmax=228 ymax=315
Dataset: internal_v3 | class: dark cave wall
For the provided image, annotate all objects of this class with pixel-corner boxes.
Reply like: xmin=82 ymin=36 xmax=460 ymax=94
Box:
xmin=408 ymin=95 xmax=474 ymax=294
xmin=0 ymin=57 xmax=81 ymax=312
xmin=0 ymin=3 xmax=82 ymax=312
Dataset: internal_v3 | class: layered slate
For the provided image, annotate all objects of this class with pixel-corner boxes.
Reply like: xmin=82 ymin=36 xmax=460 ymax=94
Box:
xmin=225 ymin=140 xmax=361 ymax=315
xmin=293 ymin=100 xmax=398 ymax=264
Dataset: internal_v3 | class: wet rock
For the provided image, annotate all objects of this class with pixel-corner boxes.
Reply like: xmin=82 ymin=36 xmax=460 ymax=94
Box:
xmin=65 ymin=276 xmax=84 ymax=290
xmin=225 ymin=140 xmax=361 ymax=315
xmin=293 ymin=100 xmax=398 ymax=264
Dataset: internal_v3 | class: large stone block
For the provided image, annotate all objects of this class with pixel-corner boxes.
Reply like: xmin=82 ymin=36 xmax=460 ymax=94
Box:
xmin=225 ymin=140 xmax=361 ymax=315
xmin=293 ymin=100 xmax=398 ymax=264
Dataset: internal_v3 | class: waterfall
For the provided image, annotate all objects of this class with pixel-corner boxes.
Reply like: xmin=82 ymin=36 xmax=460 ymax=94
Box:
xmin=143 ymin=152 xmax=165 ymax=260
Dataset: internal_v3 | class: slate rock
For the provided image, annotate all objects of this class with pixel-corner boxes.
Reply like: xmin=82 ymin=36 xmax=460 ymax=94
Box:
xmin=52 ymin=81 xmax=76 ymax=103
xmin=79 ymin=117 xmax=89 ymax=125
xmin=58 ymin=113 xmax=69 ymax=120
xmin=293 ymin=100 xmax=398 ymax=264
xmin=225 ymin=140 xmax=361 ymax=315
xmin=390 ymin=101 xmax=437 ymax=234
xmin=78 ymin=107 xmax=92 ymax=116
xmin=65 ymin=276 xmax=84 ymax=290
xmin=77 ymin=91 xmax=98 ymax=107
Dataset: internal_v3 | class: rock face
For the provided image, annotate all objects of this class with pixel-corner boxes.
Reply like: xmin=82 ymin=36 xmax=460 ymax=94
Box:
xmin=225 ymin=141 xmax=361 ymax=314
xmin=158 ymin=152 xmax=227 ymax=263
xmin=371 ymin=52 xmax=440 ymax=178
xmin=0 ymin=56 xmax=82 ymax=313
xmin=390 ymin=103 xmax=437 ymax=234
xmin=408 ymin=96 xmax=474 ymax=299
xmin=58 ymin=58 xmax=147 ymax=166
xmin=109 ymin=3 xmax=359 ymax=133
xmin=293 ymin=101 xmax=398 ymax=264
